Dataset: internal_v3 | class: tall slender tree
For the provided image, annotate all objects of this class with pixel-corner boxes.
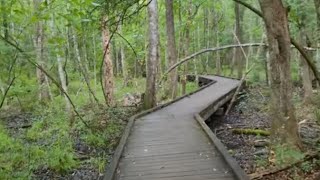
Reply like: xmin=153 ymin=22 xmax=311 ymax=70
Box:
xmin=165 ymin=0 xmax=178 ymax=99
xmin=144 ymin=0 xmax=160 ymax=109
xmin=101 ymin=6 xmax=115 ymax=106
xmin=234 ymin=2 xmax=244 ymax=79
xmin=33 ymin=0 xmax=51 ymax=103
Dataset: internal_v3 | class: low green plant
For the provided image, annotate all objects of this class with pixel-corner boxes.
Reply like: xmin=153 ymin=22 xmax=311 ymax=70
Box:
xmin=255 ymin=156 xmax=268 ymax=167
xmin=300 ymin=161 xmax=314 ymax=173
xmin=274 ymin=145 xmax=304 ymax=166
xmin=91 ymin=155 xmax=108 ymax=173
xmin=47 ymin=144 xmax=78 ymax=173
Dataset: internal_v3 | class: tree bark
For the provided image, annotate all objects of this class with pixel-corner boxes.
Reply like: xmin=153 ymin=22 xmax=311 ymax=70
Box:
xmin=73 ymin=33 xmax=99 ymax=104
xmin=144 ymin=0 xmax=160 ymax=109
xmin=213 ymin=9 xmax=221 ymax=75
xmin=181 ymin=0 xmax=193 ymax=95
xmin=259 ymin=0 xmax=301 ymax=147
xmin=314 ymin=0 xmax=320 ymax=76
xmin=119 ymin=22 xmax=128 ymax=87
xmin=49 ymin=8 xmax=71 ymax=112
xmin=102 ymin=15 xmax=115 ymax=106
xmin=33 ymin=0 xmax=51 ymax=103
xmin=165 ymin=0 xmax=178 ymax=99
xmin=234 ymin=2 xmax=244 ymax=79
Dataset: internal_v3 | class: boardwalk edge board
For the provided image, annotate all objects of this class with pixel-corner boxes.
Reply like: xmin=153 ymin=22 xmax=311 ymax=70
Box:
xmin=195 ymin=114 xmax=249 ymax=180
xmin=103 ymin=75 xmax=216 ymax=180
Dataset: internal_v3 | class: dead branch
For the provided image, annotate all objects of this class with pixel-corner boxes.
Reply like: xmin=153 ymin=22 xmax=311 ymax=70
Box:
xmin=0 ymin=77 xmax=16 ymax=109
xmin=225 ymin=32 xmax=253 ymax=116
xmin=249 ymin=152 xmax=319 ymax=179
xmin=163 ymin=43 xmax=266 ymax=78
xmin=0 ymin=35 xmax=90 ymax=128
xmin=225 ymin=65 xmax=253 ymax=115
xmin=291 ymin=38 xmax=320 ymax=83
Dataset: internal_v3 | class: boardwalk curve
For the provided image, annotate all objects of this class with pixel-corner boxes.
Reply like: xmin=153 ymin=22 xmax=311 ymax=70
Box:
xmin=104 ymin=75 xmax=248 ymax=180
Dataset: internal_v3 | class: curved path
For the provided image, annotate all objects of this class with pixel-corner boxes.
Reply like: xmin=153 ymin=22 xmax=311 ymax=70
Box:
xmin=105 ymin=75 xmax=248 ymax=180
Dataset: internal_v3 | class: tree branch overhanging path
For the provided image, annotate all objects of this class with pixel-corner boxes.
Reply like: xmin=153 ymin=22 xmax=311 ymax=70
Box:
xmin=233 ymin=0 xmax=320 ymax=84
xmin=163 ymin=43 xmax=266 ymax=77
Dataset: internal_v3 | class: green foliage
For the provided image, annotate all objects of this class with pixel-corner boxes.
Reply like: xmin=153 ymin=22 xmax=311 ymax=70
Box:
xmin=300 ymin=161 xmax=314 ymax=173
xmin=274 ymin=145 xmax=304 ymax=166
xmin=255 ymin=156 xmax=268 ymax=167
xmin=47 ymin=144 xmax=77 ymax=173
xmin=90 ymin=155 xmax=108 ymax=173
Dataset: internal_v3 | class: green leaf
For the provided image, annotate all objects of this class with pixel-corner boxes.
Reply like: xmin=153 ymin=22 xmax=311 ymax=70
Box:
xmin=92 ymin=2 xmax=101 ymax=7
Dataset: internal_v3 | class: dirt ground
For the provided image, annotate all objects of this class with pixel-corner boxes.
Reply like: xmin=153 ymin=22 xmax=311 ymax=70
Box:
xmin=207 ymin=87 xmax=320 ymax=180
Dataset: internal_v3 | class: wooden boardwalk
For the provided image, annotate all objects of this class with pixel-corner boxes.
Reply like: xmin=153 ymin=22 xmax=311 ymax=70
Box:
xmin=105 ymin=75 xmax=248 ymax=180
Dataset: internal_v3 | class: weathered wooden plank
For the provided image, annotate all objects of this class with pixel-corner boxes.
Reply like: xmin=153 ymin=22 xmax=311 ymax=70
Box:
xmin=118 ymin=168 xmax=233 ymax=179
xmin=122 ymin=146 xmax=215 ymax=158
xmin=119 ymin=156 xmax=228 ymax=170
xmin=195 ymin=114 xmax=249 ymax=180
xmin=120 ymin=174 xmax=235 ymax=180
xmin=121 ymin=150 xmax=216 ymax=161
xmin=105 ymin=75 xmax=247 ymax=180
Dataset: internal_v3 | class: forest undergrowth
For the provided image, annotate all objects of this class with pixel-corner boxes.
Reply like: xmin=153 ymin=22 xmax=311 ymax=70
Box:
xmin=210 ymin=84 xmax=320 ymax=180
xmin=0 ymin=77 xmax=198 ymax=179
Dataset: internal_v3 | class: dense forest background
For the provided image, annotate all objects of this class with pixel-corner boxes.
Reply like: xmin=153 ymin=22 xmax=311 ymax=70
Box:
xmin=1 ymin=0 xmax=320 ymax=179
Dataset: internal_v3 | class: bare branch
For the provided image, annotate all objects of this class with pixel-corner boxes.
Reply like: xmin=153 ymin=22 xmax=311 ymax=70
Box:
xmin=0 ymin=77 xmax=16 ymax=109
xmin=163 ymin=43 xmax=266 ymax=78
xmin=0 ymin=35 xmax=90 ymax=128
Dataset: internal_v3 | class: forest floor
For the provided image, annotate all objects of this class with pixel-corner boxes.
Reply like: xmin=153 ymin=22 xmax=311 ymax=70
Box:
xmin=208 ymin=85 xmax=320 ymax=180
xmin=0 ymin=79 xmax=198 ymax=179
xmin=0 ymin=106 xmax=138 ymax=180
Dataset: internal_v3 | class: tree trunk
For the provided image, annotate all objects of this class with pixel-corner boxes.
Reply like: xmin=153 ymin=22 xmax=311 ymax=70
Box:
xmin=144 ymin=0 xmax=160 ymax=109
xmin=314 ymin=0 xmax=320 ymax=84
xmin=259 ymin=0 xmax=301 ymax=147
xmin=181 ymin=0 xmax=192 ymax=95
xmin=213 ymin=9 xmax=221 ymax=75
xmin=165 ymin=0 xmax=178 ymax=99
xmin=101 ymin=15 xmax=115 ymax=106
xmin=73 ymin=33 xmax=99 ymax=104
xmin=314 ymin=0 xmax=320 ymax=44
xmin=234 ymin=2 xmax=244 ymax=79
xmin=112 ymin=39 xmax=118 ymax=76
xmin=33 ymin=0 xmax=51 ymax=103
xmin=93 ymin=35 xmax=97 ymax=91
xmin=1 ymin=0 xmax=8 ymax=39
xmin=49 ymin=9 xmax=71 ymax=112
xmin=119 ymin=22 xmax=128 ymax=87
xmin=298 ymin=4 xmax=313 ymax=103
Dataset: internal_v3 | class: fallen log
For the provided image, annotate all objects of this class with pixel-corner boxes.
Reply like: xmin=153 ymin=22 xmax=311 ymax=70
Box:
xmin=232 ymin=128 xmax=270 ymax=136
